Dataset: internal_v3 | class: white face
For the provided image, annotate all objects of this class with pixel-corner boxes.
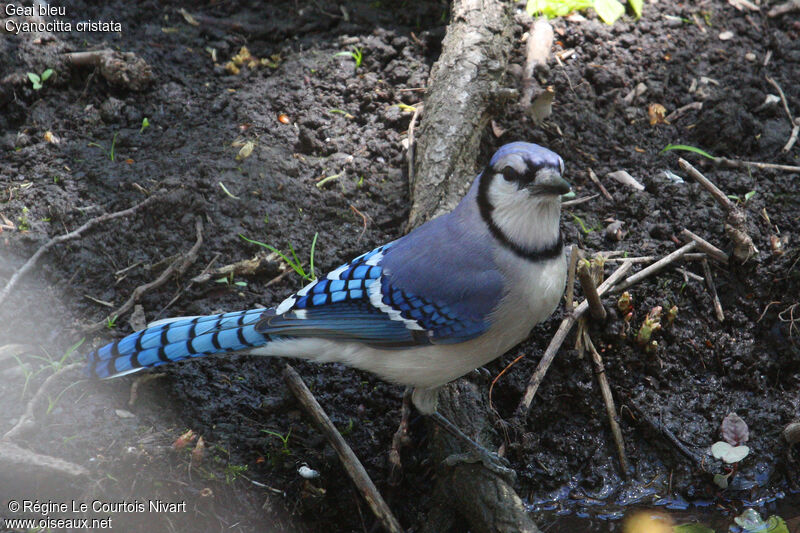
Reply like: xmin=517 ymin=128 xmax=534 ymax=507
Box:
xmin=486 ymin=168 xmax=564 ymax=252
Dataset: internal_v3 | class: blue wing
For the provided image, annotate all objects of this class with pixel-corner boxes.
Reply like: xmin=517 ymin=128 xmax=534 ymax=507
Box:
xmin=255 ymin=241 xmax=496 ymax=347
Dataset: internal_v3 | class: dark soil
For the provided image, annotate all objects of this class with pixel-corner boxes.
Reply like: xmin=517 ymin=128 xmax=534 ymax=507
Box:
xmin=1 ymin=1 xmax=799 ymax=531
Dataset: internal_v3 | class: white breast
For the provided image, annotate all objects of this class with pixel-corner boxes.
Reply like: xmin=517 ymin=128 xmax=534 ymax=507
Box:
xmin=249 ymin=248 xmax=567 ymax=407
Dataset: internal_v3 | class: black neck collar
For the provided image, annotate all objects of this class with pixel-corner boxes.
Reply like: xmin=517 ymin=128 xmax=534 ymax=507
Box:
xmin=476 ymin=165 xmax=564 ymax=261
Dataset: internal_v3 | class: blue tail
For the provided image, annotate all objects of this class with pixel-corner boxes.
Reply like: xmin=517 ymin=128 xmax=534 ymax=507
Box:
xmin=87 ymin=309 xmax=268 ymax=378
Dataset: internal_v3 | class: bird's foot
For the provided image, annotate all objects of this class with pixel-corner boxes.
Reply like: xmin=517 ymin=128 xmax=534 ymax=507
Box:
xmin=443 ymin=449 xmax=517 ymax=483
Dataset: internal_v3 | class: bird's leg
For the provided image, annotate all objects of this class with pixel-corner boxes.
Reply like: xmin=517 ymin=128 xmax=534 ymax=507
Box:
xmin=429 ymin=411 xmax=516 ymax=483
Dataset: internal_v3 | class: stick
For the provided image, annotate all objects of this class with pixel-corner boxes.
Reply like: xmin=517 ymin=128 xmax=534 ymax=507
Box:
xmin=784 ymin=122 xmax=800 ymax=154
xmin=3 ymin=363 xmax=83 ymax=441
xmin=713 ymin=157 xmax=800 ymax=173
xmin=584 ymin=331 xmax=629 ymax=478
xmin=389 ymin=388 xmax=413 ymax=483
xmin=83 ymin=218 xmax=203 ymax=333
xmin=577 ymin=260 xmax=606 ymax=321
xmin=627 ymin=403 xmax=704 ymax=466
xmin=562 ymin=194 xmax=600 ymax=207
xmin=603 ymin=252 xmax=708 ymax=263
xmin=613 ymin=242 xmax=697 ymax=293
xmin=407 ymin=104 xmax=423 ymax=192
xmin=701 ymin=259 xmax=725 ymax=322
xmin=515 ymin=262 xmax=632 ymax=417
xmin=283 ymin=364 xmax=403 ymax=533
xmin=675 ymin=267 xmax=704 ymax=283
xmin=0 ymin=195 xmax=159 ymax=308
xmin=565 ymin=246 xmax=579 ymax=313
xmin=765 ymin=75 xmax=795 ymax=125
xmin=587 ymin=168 xmax=613 ymax=201
xmin=680 ymin=228 xmax=729 ymax=265
xmin=677 ymin=159 xmax=733 ymax=212
xmin=0 ymin=440 xmax=89 ymax=479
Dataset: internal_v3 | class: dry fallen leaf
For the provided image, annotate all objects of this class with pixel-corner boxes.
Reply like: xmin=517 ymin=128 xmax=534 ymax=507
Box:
xmin=191 ymin=436 xmax=206 ymax=464
xmin=648 ymin=103 xmax=669 ymax=125
xmin=491 ymin=120 xmax=506 ymax=138
xmin=236 ymin=140 xmax=255 ymax=160
xmin=179 ymin=8 xmax=199 ymax=26
xmin=721 ymin=412 xmax=749 ymax=446
xmin=530 ymin=86 xmax=555 ymax=124
xmin=172 ymin=429 xmax=197 ymax=451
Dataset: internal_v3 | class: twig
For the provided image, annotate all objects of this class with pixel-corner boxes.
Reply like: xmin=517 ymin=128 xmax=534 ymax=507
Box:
xmin=587 ymin=168 xmax=613 ymax=201
xmin=678 ymin=159 xmax=733 ymax=212
xmin=407 ymin=104 xmax=423 ymax=189
xmin=784 ymin=121 xmax=800 ymax=154
xmin=191 ymin=251 xmax=274 ymax=284
xmin=768 ymin=0 xmax=800 ymax=16
xmin=675 ymin=267 xmax=704 ymax=283
xmin=680 ymin=228 xmax=729 ymax=265
xmin=0 ymin=440 xmax=89 ymax=479
xmin=389 ymin=388 xmax=413 ymax=484
xmin=701 ymin=259 xmax=725 ymax=322
xmin=583 ymin=331 xmax=629 ymax=478
xmin=714 ymin=157 xmax=800 ymax=173
xmin=565 ymin=246 xmax=579 ymax=313
xmin=613 ymin=242 xmax=697 ymax=293
xmin=665 ymin=101 xmax=703 ymax=123
xmin=283 ymin=364 xmax=403 ymax=533
xmin=603 ymin=252 xmax=708 ymax=263
xmin=514 ymin=262 xmax=632 ymax=418
xmin=128 ymin=373 xmax=166 ymax=407
xmin=562 ymin=194 xmax=599 ymax=207
xmin=264 ymin=266 xmax=294 ymax=289
xmin=627 ymin=403 xmax=705 ymax=467
xmin=577 ymin=261 xmax=606 ymax=321
xmin=521 ymin=18 xmax=554 ymax=108
xmin=83 ymin=218 xmax=203 ymax=333
xmin=0 ymin=195 xmax=159 ymax=308
xmin=349 ymin=204 xmax=369 ymax=243
xmin=3 ymin=363 xmax=83 ymax=441
xmin=765 ymin=75 xmax=795 ymax=125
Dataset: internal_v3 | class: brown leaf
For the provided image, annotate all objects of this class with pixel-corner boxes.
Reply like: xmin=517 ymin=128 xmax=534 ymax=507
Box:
xmin=648 ymin=103 xmax=669 ymax=126
xmin=721 ymin=412 xmax=749 ymax=446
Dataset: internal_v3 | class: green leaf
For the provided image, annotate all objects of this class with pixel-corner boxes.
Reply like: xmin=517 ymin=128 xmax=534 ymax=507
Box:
xmin=593 ymin=0 xmax=625 ymax=24
xmin=628 ymin=0 xmax=643 ymax=18
xmin=27 ymin=72 xmax=40 ymax=84
xmin=660 ymin=144 xmax=716 ymax=160
xmin=711 ymin=441 xmax=750 ymax=463
xmin=527 ymin=0 xmax=593 ymax=17
xmin=40 ymin=68 xmax=53 ymax=81
xmin=744 ymin=190 xmax=756 ymax=201
xmin=674 ymin=523 xmax=715 ymax=533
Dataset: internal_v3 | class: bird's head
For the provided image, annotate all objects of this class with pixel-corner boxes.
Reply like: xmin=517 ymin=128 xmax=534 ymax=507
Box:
xmin=477 ymin=142 xmax=569 ymax=257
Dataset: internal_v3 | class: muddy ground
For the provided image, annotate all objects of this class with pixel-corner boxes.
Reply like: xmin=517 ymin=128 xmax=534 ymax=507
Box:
xmin=1 ymin=1 xmax=799 ymax=531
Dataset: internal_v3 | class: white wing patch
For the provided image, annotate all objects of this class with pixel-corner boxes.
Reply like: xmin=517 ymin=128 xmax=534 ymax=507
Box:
xmin=367 ymin=278 xmax=425 ymax=331
xmin=326 ymin=263 xmax=349 ymax=280
xmin=364 ymin=251 xmax=383 ymax=266
xmin=275 ymin=296 xmax=296 ymax=315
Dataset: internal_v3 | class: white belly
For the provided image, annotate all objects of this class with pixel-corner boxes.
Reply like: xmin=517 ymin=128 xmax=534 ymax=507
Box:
xmin=250 ymin=252 xmax=567 ymax=403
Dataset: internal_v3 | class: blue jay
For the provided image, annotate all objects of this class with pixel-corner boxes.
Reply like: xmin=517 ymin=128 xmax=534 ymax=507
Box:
xmin=87 ymin=142 xmax=569 ymax=466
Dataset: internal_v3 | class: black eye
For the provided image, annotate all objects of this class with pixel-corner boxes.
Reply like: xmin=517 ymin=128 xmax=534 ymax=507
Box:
xmin=502 ymin=166 xmax=534 ymax=183
xmin=501 ymin=167 xmax=520 ymax=181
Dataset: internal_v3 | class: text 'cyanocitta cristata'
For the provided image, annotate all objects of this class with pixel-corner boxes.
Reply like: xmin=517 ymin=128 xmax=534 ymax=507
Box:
xmin=87 ymin=142 xmax=570 ymax=426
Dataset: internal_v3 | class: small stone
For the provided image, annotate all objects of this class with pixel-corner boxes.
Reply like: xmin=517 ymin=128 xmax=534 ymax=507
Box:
xmin=718 ymin=31 xmax=734 ymax=41
xmin=745 ymin=52 xmax=756 ymax=62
